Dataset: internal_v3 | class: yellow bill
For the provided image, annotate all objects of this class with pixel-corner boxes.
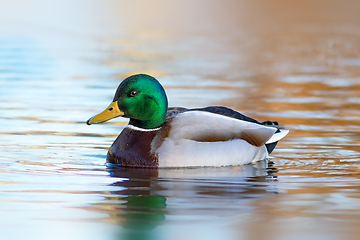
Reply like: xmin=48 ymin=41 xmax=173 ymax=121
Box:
xmin=87 ymin=101 xmax=124 ymax=125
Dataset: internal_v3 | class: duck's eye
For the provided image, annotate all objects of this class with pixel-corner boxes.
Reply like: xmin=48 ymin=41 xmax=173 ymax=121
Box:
xmin=130 ymin=90 xmax=138 ymax=97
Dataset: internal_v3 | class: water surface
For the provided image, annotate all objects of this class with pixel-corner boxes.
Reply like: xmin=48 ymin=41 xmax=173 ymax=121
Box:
xmin=1 ymin=1 xmax=360 ymax=240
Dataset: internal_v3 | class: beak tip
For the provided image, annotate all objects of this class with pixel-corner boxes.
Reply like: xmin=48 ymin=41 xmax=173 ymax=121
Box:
xmin=86 ymin=118 xmax=92 ymax=125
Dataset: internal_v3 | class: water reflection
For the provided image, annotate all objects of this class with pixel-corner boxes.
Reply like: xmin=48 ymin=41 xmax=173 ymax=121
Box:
xmin=94 ymin=162 xmax=278 ymax=239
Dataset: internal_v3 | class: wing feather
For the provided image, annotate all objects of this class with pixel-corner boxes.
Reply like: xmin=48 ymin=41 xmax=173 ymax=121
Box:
xmin=168 ymin=111 xmax=277 ymax=147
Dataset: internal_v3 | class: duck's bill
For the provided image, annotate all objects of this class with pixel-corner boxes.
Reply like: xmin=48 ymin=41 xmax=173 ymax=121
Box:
xmin=87 ymin=101 xmax=124 ymax=125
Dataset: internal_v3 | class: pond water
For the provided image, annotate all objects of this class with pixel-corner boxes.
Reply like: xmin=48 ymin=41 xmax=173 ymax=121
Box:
xmin=1 ymin=1 xmax=360 ymax=240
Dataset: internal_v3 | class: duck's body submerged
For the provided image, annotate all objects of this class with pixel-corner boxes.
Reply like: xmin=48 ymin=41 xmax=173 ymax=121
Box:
xmin=87 ymin=74 xmax=289 ymax=168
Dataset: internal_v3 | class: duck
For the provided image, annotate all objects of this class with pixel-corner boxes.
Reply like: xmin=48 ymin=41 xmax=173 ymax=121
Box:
xmin=87 ymin=74 xmax=289 ymax=168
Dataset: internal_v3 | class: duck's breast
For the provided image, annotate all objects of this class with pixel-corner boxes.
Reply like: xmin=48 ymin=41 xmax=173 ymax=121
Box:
xmin=107 ymin=125 xmax=160 ymax=167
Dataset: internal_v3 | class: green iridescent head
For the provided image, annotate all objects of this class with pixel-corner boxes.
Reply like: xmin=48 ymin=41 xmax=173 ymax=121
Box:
xmin=87 ymin=74 xmax=168 ymax=129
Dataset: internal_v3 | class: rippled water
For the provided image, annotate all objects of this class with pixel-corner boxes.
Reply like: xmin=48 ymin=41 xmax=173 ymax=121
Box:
xmin=1 ymin=1 xmax=360 ymax=240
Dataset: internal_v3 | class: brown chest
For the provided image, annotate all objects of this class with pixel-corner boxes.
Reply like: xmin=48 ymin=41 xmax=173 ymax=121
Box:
xmin=107 ymin=127 xmax=160 ymax=167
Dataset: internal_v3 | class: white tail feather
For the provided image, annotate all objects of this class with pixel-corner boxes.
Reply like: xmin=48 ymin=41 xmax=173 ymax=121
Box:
xmin=266 ymin=129 xmax=289 ymax=144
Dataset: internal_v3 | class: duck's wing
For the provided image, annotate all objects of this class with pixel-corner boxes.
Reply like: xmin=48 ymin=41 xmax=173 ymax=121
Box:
xmin=165 ymin=106 xmax=288 ymax=150
xmin=166 ymin=110 xmax=278 ymax=147
xmin=188 ymin=106 xmax=289 ymax=151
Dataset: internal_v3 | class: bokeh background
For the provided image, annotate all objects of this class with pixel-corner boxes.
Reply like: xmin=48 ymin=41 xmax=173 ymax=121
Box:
xmin=1 ymin=1 xmax=360 ymax=240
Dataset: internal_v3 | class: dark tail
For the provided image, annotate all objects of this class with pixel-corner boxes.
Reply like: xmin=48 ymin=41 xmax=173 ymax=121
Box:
xmin=265 ymin=141 xmax=278 ymax=154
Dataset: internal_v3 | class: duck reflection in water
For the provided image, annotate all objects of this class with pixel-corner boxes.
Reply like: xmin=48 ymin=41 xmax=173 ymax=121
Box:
xmin=101 ymin=160 xmax=278 ymax=239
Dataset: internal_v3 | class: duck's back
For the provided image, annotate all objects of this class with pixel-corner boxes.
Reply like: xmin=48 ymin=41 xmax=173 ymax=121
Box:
xmin=166 ymin=106 xmax=259 ymax=123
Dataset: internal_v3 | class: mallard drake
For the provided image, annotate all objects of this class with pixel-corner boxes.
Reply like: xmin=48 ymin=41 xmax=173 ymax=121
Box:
xmin=87 ymin=74 xmax=289 ymax=168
